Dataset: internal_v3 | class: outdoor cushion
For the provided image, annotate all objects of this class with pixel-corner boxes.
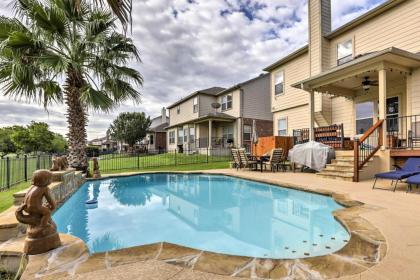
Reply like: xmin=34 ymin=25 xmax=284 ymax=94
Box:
xmin=375 ymin=170 xmax=419 ymax=180
xmin=406 ymin=174 xmax=420 ymax=185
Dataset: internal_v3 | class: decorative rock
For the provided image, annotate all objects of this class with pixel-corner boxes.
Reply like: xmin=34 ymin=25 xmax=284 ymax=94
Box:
xmin=15 ymin=170 xmax=61 ymax=255
xmin=92 ymin=158 xmax=101 ymax=179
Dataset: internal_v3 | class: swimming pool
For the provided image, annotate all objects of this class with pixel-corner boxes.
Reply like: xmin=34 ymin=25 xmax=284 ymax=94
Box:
xmin=53 ymin=173 xmax=350 ymax=259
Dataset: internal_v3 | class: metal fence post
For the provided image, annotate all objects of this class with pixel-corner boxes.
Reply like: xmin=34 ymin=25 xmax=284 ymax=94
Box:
xmin=24 ymin=155 xmax=28 ymax=182
xmin=36 ymin=155 xmax=41 ymax=170
xmin=206 ymin=148 xmax=209 ymax=164
xmin=6 ymin=157 xmax=10 ymax=189
xmin=137 ymin=153 xmax=140 ymax=169
xmin=174 ymin=149 xmax=177 ymax=166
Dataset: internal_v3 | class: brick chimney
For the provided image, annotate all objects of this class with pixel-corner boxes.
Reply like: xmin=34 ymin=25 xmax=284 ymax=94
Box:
xmin=161 ymin=107 xmax=167 ymax=124
xmin=309 ymin=0 xmax=331 ymax=76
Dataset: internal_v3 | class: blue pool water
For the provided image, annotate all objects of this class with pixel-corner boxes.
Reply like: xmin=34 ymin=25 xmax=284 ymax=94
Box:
xmin=53 ymin=173 xmax=349 ymax=259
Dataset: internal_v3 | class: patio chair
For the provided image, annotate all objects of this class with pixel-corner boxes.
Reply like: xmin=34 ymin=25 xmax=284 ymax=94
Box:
xmin=231 ymin=149 xmax=241 ymax=170
xmin=237 ymin=148 xmax=258 ymax=170
xmin=373 ymin=158 xmax=420 ymax=192
xmin=261 ymin=148 xmax=286 ymax=172
xmin=406 ymin=173 xmax=420 ymax=192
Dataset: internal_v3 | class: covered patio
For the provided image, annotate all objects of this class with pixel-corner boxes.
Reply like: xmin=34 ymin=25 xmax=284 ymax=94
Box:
xmin=293 ymin=47 xmax=420 ymax=152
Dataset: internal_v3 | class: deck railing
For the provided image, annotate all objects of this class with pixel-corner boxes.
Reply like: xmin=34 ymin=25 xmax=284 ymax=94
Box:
xmin=354 ymin=119 xmax=384 ymax=182
xmin=386 ymin=114 xmax=420 ymax=149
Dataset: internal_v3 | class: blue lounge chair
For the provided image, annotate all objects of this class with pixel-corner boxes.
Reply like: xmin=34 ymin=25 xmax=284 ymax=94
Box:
xmin=406 ymin=173 xmax=420 ymax=192
xmin=373 ymin=158 xmax=420 ymax=192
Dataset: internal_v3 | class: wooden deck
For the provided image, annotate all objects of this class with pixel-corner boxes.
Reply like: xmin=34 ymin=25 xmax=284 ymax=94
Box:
xmin=390 ymin=149 xmax=420 ymax=157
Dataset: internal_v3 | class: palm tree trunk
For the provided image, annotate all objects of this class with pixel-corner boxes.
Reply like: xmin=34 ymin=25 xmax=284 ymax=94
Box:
xmin=65 ymin=70 xmax=88 ymax=172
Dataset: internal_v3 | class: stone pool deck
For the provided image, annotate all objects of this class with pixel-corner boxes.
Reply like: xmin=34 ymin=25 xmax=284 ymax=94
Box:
xmin=3 ymin=169 xmax=420 ymax=279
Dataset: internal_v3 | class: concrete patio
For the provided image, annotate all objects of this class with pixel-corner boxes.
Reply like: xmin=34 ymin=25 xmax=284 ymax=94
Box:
xmin=39 ymin=169 xmax=420 ymax=280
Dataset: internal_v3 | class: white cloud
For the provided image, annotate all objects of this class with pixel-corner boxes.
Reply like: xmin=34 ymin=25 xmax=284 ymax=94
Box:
xmin=0 ymin=0 xmax=385 ymax=139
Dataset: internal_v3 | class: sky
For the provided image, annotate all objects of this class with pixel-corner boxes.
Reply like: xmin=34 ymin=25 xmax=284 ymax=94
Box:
xmin=0 ymin=0 xmax=386 ymax=140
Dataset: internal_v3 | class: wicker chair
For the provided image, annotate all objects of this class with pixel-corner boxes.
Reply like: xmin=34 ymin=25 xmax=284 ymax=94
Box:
xmin=237 ymin=148 xmax=258 ymax=170
xmin=261 ymin=148 xmax=286 ymax=172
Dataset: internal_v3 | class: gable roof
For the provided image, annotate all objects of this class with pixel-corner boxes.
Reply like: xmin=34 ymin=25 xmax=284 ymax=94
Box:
xmin=217 ymin=73 xmax=269 ymax=95
xmin=263 ymin=46 xmax=308 ymax=72
xmin=325 ymin=0 xmax=406 ymax=39
xmin=148 ymin=122 xmax=169 ymax=133
xmin=167 ymin=87 xmax=225 ymax=109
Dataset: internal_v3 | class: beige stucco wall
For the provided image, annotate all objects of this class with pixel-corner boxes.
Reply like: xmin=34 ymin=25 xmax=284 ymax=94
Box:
xmin=273 ymin=105 xmax=310 ymax=136
xmin=328 ymin=0 xmax=420 ymax=69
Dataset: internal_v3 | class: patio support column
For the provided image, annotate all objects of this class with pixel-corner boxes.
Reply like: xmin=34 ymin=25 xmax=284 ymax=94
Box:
xmin=379 ymin=68 xmax=387 ymax=148
xmin=309 ymin=90 xmax=315 ymax=141
xmin=208 ymin=120 xmax=213 ymax=148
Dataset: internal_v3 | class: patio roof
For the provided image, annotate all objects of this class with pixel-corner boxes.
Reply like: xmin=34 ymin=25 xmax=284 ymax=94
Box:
xmin=165 ymin=113 xmax=235 ymax=129
xmin=291 ymin=47 xmax=420 ymax=96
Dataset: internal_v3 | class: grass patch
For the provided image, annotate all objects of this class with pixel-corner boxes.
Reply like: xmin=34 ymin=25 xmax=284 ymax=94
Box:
xmin=0 ymin=181 xmax=30 ymax=213
xmin=102 ymin=161 xmax=230 ymax=175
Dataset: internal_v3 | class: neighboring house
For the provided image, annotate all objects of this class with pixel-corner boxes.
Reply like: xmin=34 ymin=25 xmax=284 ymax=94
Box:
xmin=145 ymin=108 xmax=169 ymax=151
xmin=263 ymin=0 xmax=420 ymax=181
xmin=88 ymin=136 xmax=118 ymax=153
xmin=166 ymin=74 xmax=272 ymax=153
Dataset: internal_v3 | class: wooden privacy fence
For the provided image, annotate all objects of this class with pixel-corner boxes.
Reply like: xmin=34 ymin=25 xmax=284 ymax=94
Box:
xmin=252 ymin=136 xmax=294 ymax=157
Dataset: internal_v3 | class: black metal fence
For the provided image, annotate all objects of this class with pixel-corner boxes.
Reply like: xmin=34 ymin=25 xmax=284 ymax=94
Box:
xmin=89 ymin=148 xmax=231 ymax=173
xmin=386 ymin=114 xmax=420 ymax=149
xmin=0 ymin=155 xmax=52 ymax=191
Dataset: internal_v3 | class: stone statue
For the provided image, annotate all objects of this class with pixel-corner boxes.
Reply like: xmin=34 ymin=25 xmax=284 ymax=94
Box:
xmin=15 ymin=170 xmax=61 ymax=255
xmin=92 ymin=157 xmax=101 ymax=179
xmin=50 ymin=155 xmax=69 ymax=171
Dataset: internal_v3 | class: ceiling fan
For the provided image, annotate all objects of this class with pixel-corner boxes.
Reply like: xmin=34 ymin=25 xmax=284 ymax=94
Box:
xmin=362 ymin=76 xmax=378 ymax=91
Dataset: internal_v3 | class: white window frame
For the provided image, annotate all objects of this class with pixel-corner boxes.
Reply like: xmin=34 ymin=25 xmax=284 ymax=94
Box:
xmin=177 ymin=128 xmax=183 ymax=144
xmin=278 ymin=118 xmax=287 ymax=136
xmin=189 ymin=126 xmax=195 ymax=143
xmin=337 ymin=39 xmax=353 ymax=65
xmin=243 ymin=125 xmax=252 ymax=141
xmin=221 ymin=94 xmax=233 ymax=111
xmin=193 ymin=97 xmax=198 ymax=113
xmin=183 ymin=128 xmax=188 ymax=143
xmin=274 ymin=71 xmax=284 ymax=96
xmin=169 ymin=131 xmax=175 ymax=144
xmin=223 ymin=126 xmax=234 ymax=140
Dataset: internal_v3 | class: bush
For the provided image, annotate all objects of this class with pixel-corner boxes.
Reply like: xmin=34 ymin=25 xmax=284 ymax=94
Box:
xmin=86 ymin=146 xmax=100 ymax=157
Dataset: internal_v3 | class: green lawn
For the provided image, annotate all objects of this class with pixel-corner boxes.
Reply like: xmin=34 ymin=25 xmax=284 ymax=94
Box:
xmin=0 ymin=161 xmax=230 ymax=213
xmin=0 ymin=181 xmax=30 ymax=213
xmin=92 ymin=151 xmax=230 ymax=172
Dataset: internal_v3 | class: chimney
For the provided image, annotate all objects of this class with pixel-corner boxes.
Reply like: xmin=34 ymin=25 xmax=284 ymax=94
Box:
xmin=161 ymin=107 xmax=167 ymax=124
xmin=309 ymin=0 xmax=331 ymax=76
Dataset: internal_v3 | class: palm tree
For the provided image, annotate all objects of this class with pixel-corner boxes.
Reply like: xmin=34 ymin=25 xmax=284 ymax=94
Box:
xmin=0 ymin=0 xmax=142 ymax=171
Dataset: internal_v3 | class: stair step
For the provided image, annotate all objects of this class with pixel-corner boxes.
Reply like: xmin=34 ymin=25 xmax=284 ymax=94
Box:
xmin=318 ymin=170 xmax=354 ymax=176
xmin=324 ymin=165 xmax=354 ymax=172
xmin=317 ymin=173 xmax=354 ymax=182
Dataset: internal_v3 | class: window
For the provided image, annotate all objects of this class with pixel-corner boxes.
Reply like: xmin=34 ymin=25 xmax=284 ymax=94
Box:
xmin=193 ymin=97 xmax=198 ymax=113
xmin=177 ymin=128 xmax=183 ymax=144
xmin=337 ymin=39 xmax=353 ymax=65
xmin=177 ymin=106 xmax=180 ymax=114
xmin=274 ymin=71 xmax=284 ymax=96
xmin=189 ymin=127 xmax=195 ymax=143
xmin=169 ymin=131 xmax=175 ymax=144
xmin=221 ymin=94 xmax=232 ymax=111
xmin=223 ymin=127 xmax=234 ymax=140
xmin=149 ymin=135 xmax=154 ymax=145
xmin=356 ymin=101 xmax=374 ymax=135
xmin=386 ymin=97 xmax=399 ymax=132
xmin=278 ymin=118 xmax=287 ymax=136
xmin=243 ymin=125 xmax=252 ymax=141
xmin=184 ymin=128 xmax=188 ymax=143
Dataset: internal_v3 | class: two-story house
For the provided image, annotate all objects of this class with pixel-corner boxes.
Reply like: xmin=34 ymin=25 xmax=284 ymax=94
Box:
xmin=264 ymin=0 xmax=420 ymax=181
xmin=166 ymin=74 xmax=272 ymax=154
xmin=145 ymin=107 xmax=169 ymax=152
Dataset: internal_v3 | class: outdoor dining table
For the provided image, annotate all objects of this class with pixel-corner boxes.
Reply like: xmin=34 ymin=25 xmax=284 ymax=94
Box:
xmin=250 ymin=155 xmax=270 ymax=172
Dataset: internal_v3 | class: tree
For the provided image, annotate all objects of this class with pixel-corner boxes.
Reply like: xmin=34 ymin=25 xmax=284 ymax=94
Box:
xmin=108 ymin=112 xmax=151 ymax=153
xmin=50 ymin=133 xmax=68 ymax=153
xmin=0 ymin=0 xmax=142 ymax=171
xmin=0 ymin=127 xmax=17 ymax=156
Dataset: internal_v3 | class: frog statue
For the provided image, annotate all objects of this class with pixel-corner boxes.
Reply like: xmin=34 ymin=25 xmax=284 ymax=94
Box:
xmin=92 ymin=157 xmax=101 ymax=179
xmin=15 ymin=170 xmax=61 ymax=255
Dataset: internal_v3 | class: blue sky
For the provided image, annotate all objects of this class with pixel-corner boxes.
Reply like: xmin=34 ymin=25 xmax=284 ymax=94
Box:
xmin=0 ymin=0 xmax=387 ymax=138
